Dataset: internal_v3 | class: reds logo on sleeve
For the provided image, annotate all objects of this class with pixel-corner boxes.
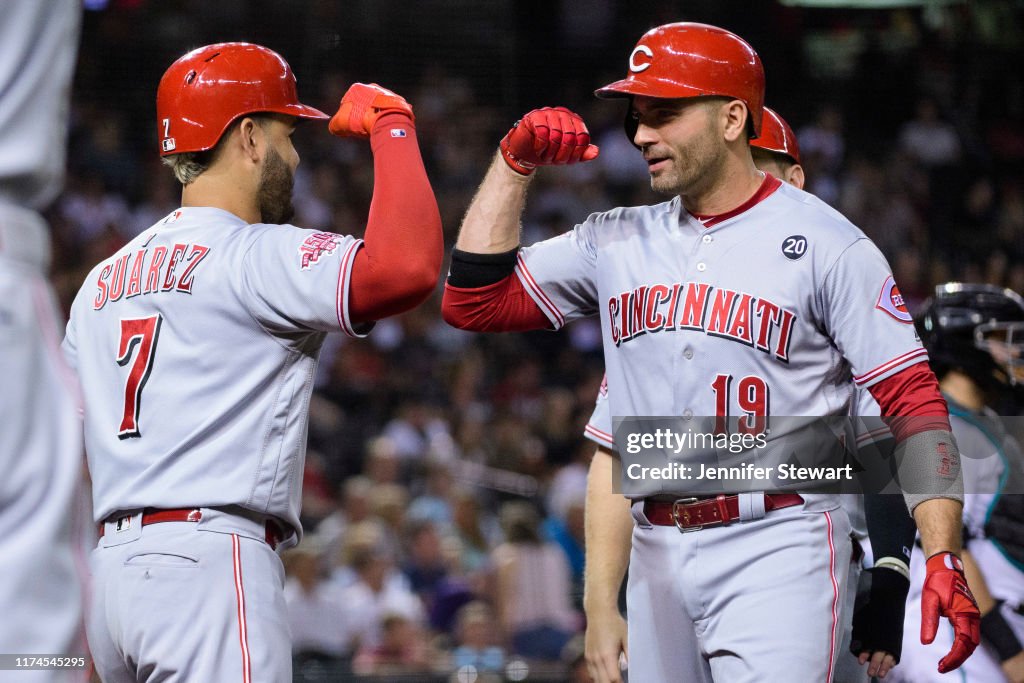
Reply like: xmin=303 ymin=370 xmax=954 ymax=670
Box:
xmin=298 ymin=232 xmax=343 ymax=270
xmin=875 ymin=275 xmax=913 ymax=323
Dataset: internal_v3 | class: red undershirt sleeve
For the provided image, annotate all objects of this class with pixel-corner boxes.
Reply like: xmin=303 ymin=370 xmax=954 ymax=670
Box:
xmin=442 ymin=274 xmax=553 ymax=332
xmin=867 ymin=361 xmax=951 ymax=442
xmin=348 ymin=113 xmax=443 ymax=323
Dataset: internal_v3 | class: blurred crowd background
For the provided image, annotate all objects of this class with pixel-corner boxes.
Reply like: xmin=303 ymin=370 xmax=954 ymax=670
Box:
xmin=55 ymin=1 xmax=1023 ymax=680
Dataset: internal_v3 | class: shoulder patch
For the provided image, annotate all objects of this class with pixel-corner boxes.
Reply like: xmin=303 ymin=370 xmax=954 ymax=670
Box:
xmin=298 ymin=232 xmax=343 ymax=270
xmin=875 ymin=275 xmax=912 ymax=323
xmin=781 ymin=235 xmax=807 ymax=261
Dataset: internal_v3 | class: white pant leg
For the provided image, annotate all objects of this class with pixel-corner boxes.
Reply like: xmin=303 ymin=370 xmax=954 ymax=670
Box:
xmin=89 ymin=520 xmax=291 ymax=682
xmin=626 ymin=522 xmax=714 ymax=683
xmin=695 ymin=506 xmax=852 ymax=683
xmin=0 ymin=253 xmax=87 ymax=683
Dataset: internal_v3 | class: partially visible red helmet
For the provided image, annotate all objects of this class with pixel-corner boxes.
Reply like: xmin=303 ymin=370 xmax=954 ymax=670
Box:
xmin=751 ymin=107 xmax=801 ymax=164
xmin=156 ymin=42 xmax=328 ymax=157
xmin=595 ymin=22 xmax=765 ymax=137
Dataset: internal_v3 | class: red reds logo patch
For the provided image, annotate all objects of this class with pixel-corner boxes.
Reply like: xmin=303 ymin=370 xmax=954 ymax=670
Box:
xmin=298 ymin=232 xmax=343 ymax=270
xmin=875 ymin=276 xmax=913 ymax=323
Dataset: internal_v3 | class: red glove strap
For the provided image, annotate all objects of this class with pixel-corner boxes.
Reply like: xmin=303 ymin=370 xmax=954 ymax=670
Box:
xmin=499 ymin=121 xmax=536 ymax=175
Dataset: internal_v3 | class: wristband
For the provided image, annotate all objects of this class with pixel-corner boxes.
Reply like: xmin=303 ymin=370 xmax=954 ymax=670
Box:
xmin=981 ymin=602 xmax=1024 ymax=662
xmin=874 ymin=556 xmax=911 ymax=581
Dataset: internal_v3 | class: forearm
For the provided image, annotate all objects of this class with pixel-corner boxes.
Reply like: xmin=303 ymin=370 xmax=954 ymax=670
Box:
xmin=349 ymin=113 xmax=443 ymax=321
xmin=583 ymin=447 xmax=633 ymax=615
xmin=455 ymin=153 xmax=532 ymax=254
xmin=913 ymin=497 xmax=964 ymax=557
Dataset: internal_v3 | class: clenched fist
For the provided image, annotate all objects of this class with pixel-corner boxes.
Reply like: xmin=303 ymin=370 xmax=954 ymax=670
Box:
xmin=329 ymin=83 xmax=413 ymax=138
xmin=921 ymin=552 xmax=981 ymax=673
xmin=500 ymin=106 xmax=599 ymax=175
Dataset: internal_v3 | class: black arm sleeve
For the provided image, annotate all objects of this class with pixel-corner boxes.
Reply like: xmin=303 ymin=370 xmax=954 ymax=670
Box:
xmin=981 ymin=602 xmax=1024 ymax=662
xmin=446 ymin=247 xmax=519 ymax=288
xmin=864 ymin=488 xmax=917 ymax=567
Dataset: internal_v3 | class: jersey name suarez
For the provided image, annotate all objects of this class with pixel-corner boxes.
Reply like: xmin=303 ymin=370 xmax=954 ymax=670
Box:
xmin=92 ymin=239 xmax=211 ymax=309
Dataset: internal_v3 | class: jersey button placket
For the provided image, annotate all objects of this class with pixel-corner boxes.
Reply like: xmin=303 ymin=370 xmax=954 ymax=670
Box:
xmin=696 ymin=228 xmax=713 ymax=273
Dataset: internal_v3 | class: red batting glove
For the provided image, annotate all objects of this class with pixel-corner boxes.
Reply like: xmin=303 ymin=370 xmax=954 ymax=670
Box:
xmin=499 ymin=106 xmax=600 ymax=175
xmin=329 ymin=83 xmax=413 ymax=138
xmin=921 ymin=552 xmax=981 ymax=673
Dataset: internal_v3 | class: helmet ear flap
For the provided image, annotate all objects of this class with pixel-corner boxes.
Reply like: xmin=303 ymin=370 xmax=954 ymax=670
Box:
xmin=624 ymin=105 xmax=640 ymax=149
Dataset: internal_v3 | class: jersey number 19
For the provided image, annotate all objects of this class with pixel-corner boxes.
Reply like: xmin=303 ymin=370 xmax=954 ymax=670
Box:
xmin=711 ymin=373 xmax=769 ymax=435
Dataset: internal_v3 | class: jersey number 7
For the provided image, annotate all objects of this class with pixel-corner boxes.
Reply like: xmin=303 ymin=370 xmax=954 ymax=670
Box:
xmin=116 ymin=315 xmax=162 ymax=439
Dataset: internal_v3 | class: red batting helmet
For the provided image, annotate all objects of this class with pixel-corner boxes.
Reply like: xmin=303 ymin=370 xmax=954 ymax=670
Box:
xmin=156 ymin=42 xmax=328 ymax=157
xmin=751 ymin=107 xmax=801 ymax=164
xmin=595 ymin=22 xmax=765 ymax=137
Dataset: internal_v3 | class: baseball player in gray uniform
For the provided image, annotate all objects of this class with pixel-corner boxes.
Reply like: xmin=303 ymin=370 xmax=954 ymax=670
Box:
xmin=62 ymin=43 xmax=442 ymax=682
xmin=0 ymin=1 xmax=88 ymax=680
xmin=581 ymin=106 xmax=918 ymax=683
xmin=889 ymin=284 xmax=1024 ymax=683
xmin=442 ymin=22 xmax=979 ymax=682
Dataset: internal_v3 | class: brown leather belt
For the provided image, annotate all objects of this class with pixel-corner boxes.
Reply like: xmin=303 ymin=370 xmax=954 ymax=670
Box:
xmin=644 ymin=493 xmax=804 ymax=532
xmin=98 ymin=507 xmax=285 ymax=550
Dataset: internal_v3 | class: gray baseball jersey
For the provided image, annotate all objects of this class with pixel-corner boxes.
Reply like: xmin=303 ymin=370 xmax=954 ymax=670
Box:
xmin=521 ymin=177 xmax=925 ymax=500
xmin=0 ymin=204 xmax=88 ymax=682
xmin=0 ymin=0 xmax=78 ymax=211
xmin=524 ymin=175 xmax=924 ymax=681
xmin=0 ymin=0 xmax=87 ymax=679
xmin=850 ymin=385 xmax=894 ymax=457
xmin=63 ymin=207 xmax=367 ymax=536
